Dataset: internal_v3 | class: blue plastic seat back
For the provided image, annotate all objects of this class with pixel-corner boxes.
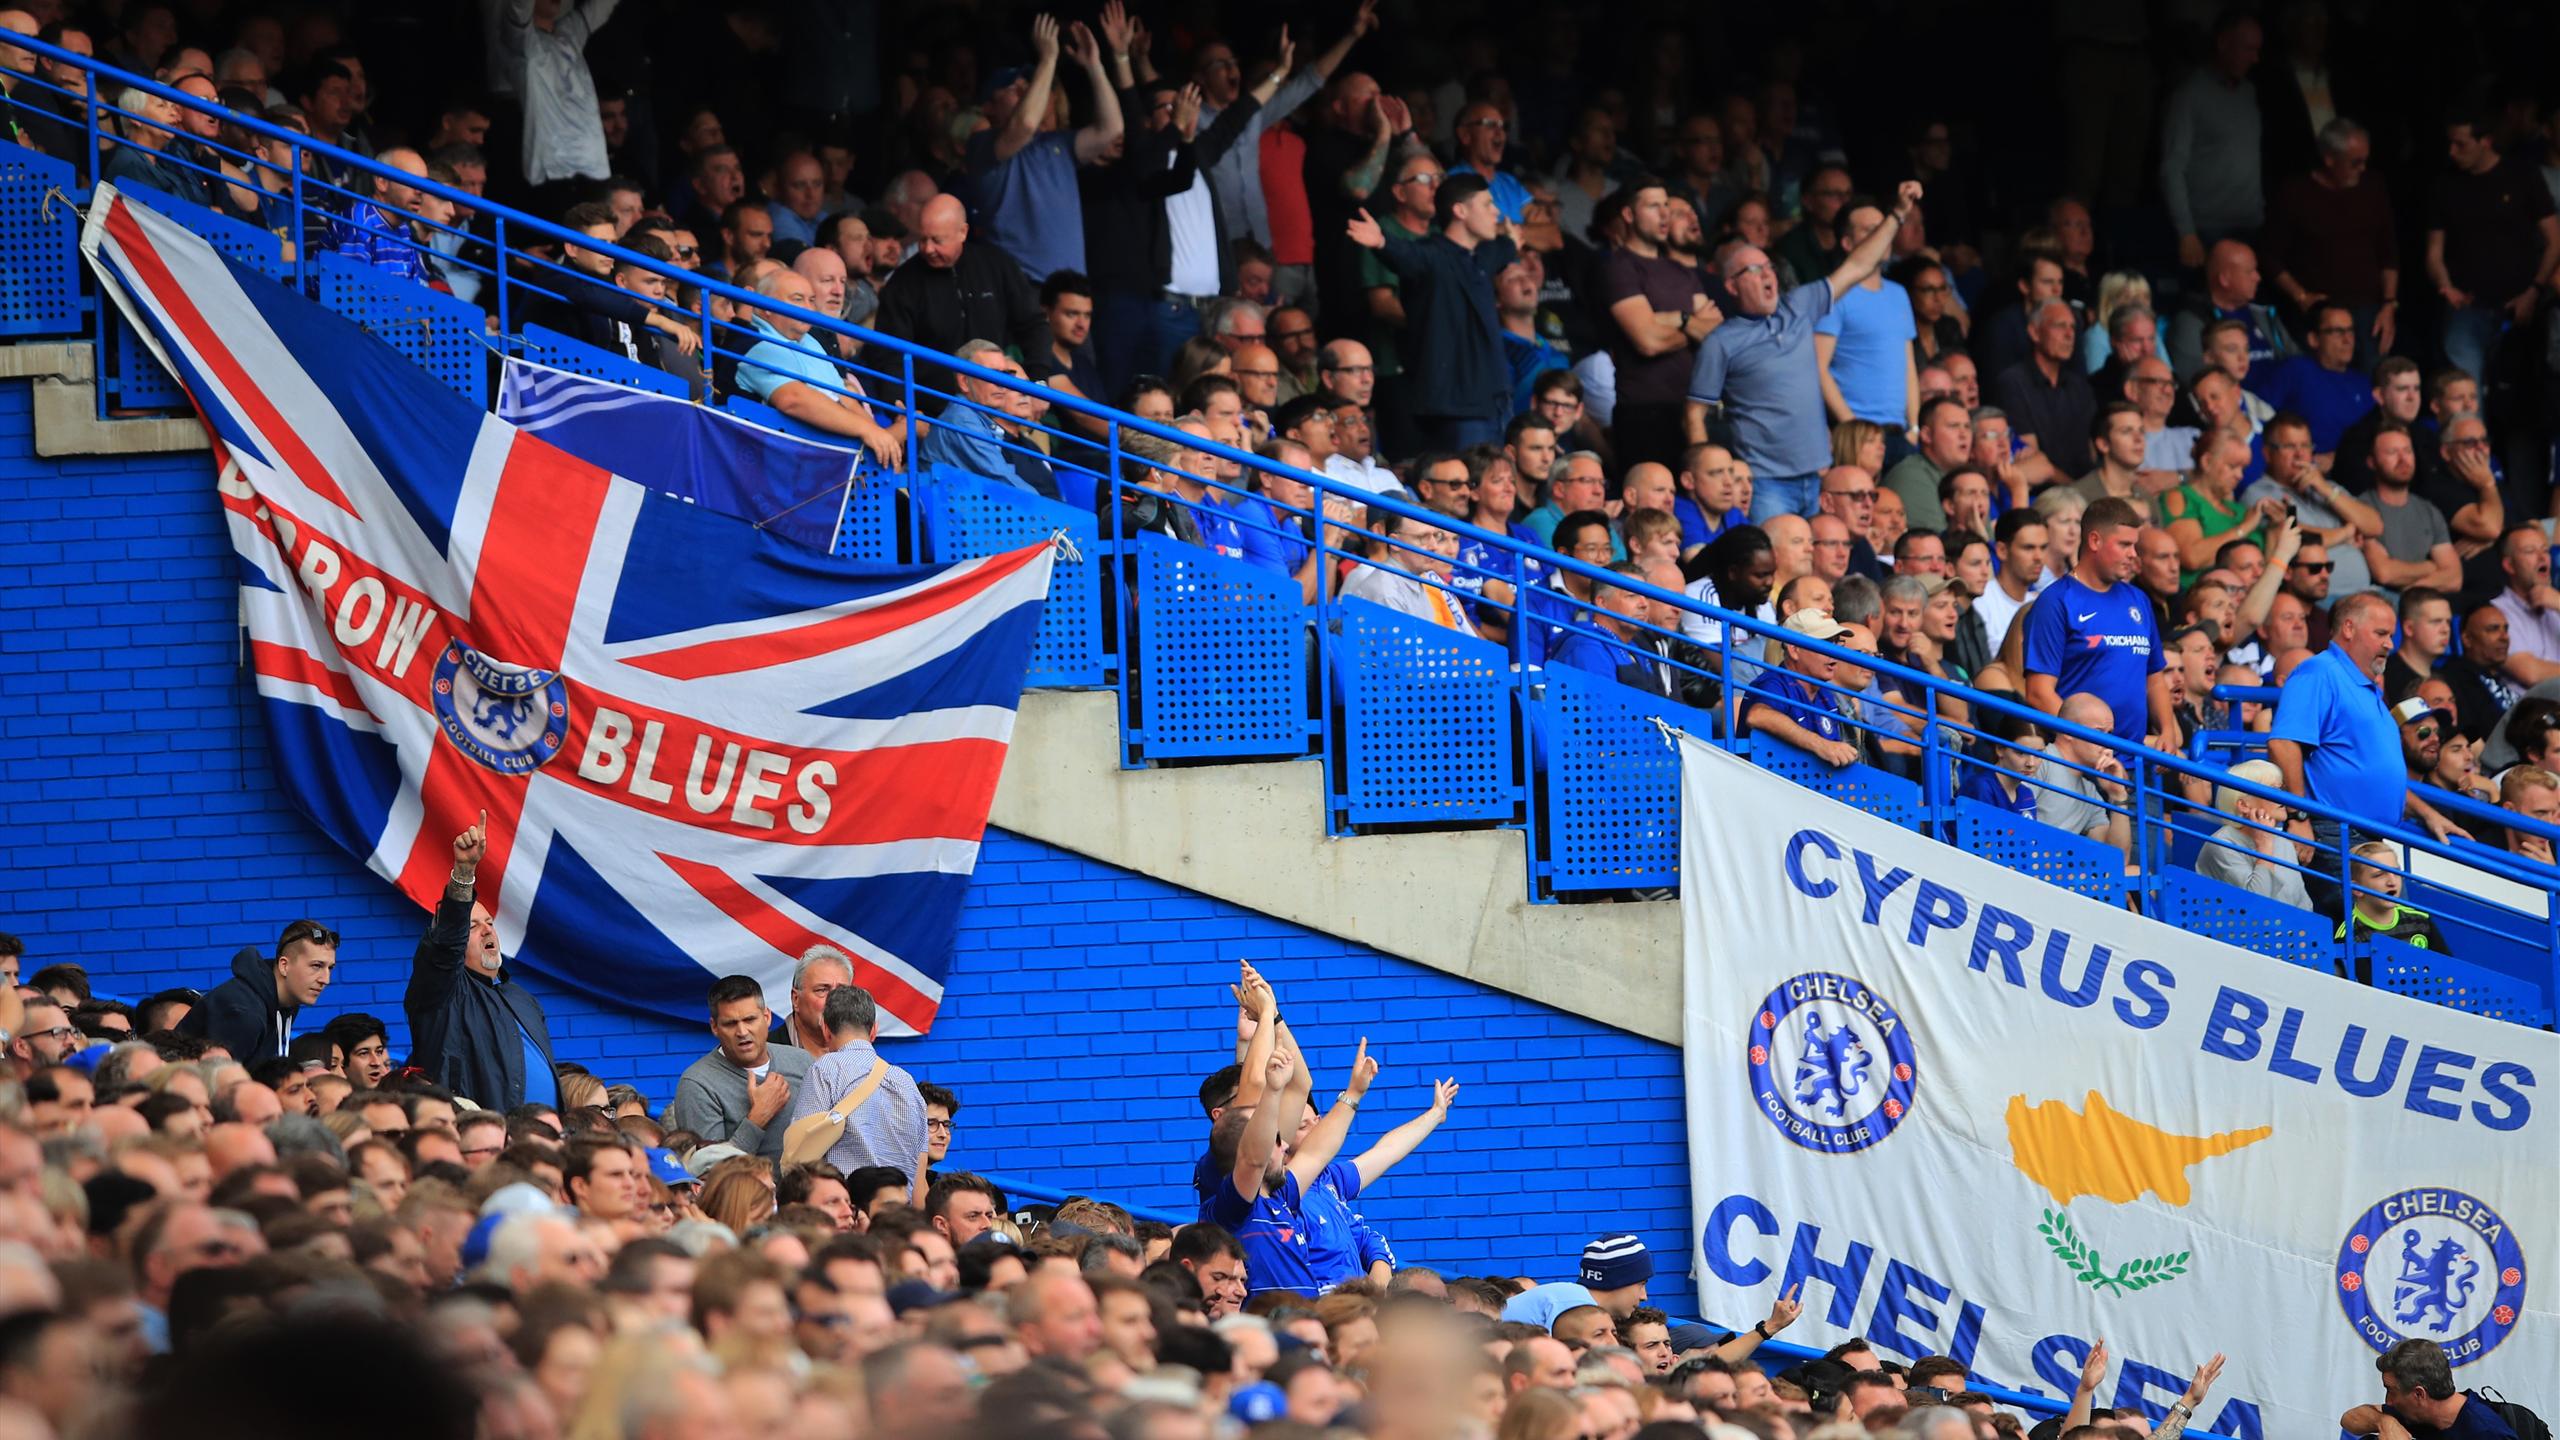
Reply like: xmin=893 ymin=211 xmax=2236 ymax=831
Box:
xmin=312 ymin=251 xmax=488 ymax=405
xmin=1330 ymin=598 xmax=1519 ymax=826
xmin=2152 ymin=867 xmax=2334 ymax=972
xmin=1537 ymin=664 xmax=1685 ymax=892
xmin=1125 ymin=533 xmax=1308 ymax=760
xmin=914 ymin=467 xmax=1103 ymax=688
xmin=2368 ymin=934 xmax=2554 ymax=1028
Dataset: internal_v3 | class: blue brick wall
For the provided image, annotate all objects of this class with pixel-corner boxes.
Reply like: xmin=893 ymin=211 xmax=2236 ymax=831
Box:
xmin=0 ymin=375 xmax=1698 ymax=1308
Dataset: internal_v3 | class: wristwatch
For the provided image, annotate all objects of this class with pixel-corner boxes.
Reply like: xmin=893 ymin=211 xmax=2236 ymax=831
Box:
xmin=1751 ymin=1320 xmax=1772 ymax=1339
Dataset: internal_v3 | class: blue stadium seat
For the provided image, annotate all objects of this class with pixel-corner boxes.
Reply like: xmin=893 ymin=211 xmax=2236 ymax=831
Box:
xmin=310 ymin=252 xmax=489 ymax=406
xmin=1127 ymin=533 xmax=1309 ymax=761
xmin=1954 ymin=797 xmax=2129 ymax=906
xmin=518 ymin=322 xmax=691 ymax=400
xmin=2402 ymin=876 xmax=2554 ymax=993
xmin=106 ymin=182 xmax=295 ymax=408
xmin=0 ymin=142 xmax=86 ymax=339
xmin=2163 ymin=811 xmax=2220 ymax=871
xmin=1534 ymin=664 xmax=1685 ymax=893
xmin=1328 ymin=597 xmax=1522 ymax=829
xmin=2369 ymin=935 xmax=2554 ymax=1028
xmin=2151 ymin=867 xmax=2334 ymax=971
xmin=723 ymin=394 xmax=904 ymax=563
xmin=1746 ymin=734 xmax=1923 ymax=831
xmin=914 ymin=466 xmax=1103 ymax=688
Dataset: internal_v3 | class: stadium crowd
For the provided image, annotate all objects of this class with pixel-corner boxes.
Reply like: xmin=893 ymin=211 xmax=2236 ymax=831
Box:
xmin=10 ymin=3 xmax=2560 ymax=911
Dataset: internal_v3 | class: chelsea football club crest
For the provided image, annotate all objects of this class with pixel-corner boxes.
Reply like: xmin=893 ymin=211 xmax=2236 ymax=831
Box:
xmin=2335 ymin=1188 xmax=2528 ymax=1366
xmin=1746 ymin=972 xmax=1919 ymax=1155
xmin=431 ymin=640 xmax=569 ymax=775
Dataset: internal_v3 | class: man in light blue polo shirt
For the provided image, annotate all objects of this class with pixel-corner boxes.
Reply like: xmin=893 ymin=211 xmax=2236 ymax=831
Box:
xmin=963 ymin=15 xmax=1124 ymax=283
xmin=2272 ymin=590 xmax=2470 ymax=908
xmin=1688 ymin=180 xmax=1923 ymax=525
xmin=733 ymin=269 xmax=908 ymax=469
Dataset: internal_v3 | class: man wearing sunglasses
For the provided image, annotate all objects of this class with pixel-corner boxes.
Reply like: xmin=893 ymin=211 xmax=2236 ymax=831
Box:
xmin=176 ymin=915 xmax=336 ymax=1064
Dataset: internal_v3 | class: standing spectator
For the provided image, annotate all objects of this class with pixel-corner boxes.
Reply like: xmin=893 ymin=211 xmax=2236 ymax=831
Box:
xmin=1813 ymin=199 xmax=1919 ymax=443
xmin=2159 ymin=11 xmax=2264 ymax=271
xmin=2262 ymin=119 xmax=2398 ymax=364
xmin=1355 ymin=152 xmax=1441 ymax=449
xmin=785 ymin=986 xmax=928 ymax=1179
xmin=967 ymin=15 xmax=1125 ymax=285
xmin=771 ymin=947 xmax=853 ymax=1056
xmin=1973 ymin=509 xmax=2048 ymax=657
xmin=403 ymin=814 xmax=558 ymax=1110
xmin=2331 ymin=357 xmax=2422 ymax=495
xmin=873 ymin=195 xmax=1054 ymax=404
xmin=1497 ymin=261 xmax=1570 ymax=416
xmin=1307 ymin=74 xmax=1420 ymax=345
xmin=2273 ymin=593 xmax=2471 ymax=908
xmin=2166 ymin=242 xmax=2293 ymax=387
xmin=1991 ymin=301 xmax=2097 ymax=475
xmin=1593 ymin=180 xmax=1713 ymax=468
xmin=2489 ymin=525 xmax=2560 ymax=687
xmin=2022 ymin=496 xmax=2169 ymax=747
xmin=1881 ymin=398 xmax=1971 ymax=532
xmin=2427 ymin=112 xmax=2560 ymax=397
xmin=2243 ymin=413 xmax=2380 ymax=599
xmin=179 ymin=920 xmax=334 ymax=1064
xmin=1686 ymin=180 xmax=1924 ymax=525
xmin=707 ymin=201 xmax=773 ymax=282
xmin=2254 ymin=303 xmax=2373 ymax=461
xmin=1344 ymin=172 xmax=1515 ymax=448
xmin=2357 ymin=424 xmax=2460 ymax=596
xmin=1448 ymin=103 xmax=1530 ymax=224
xmin=501 ymin=0 xmax=618 ymax=213
xmin=669 ymin=976 xmax=813 ymax=1165
xmin=1674 ymin=442 xmax=1745 ymax=555
xmin=1196 ymin=1 xmax=1375 ymax=254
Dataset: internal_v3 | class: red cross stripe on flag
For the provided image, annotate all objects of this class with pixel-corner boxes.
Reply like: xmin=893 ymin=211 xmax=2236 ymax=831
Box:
xmin=83 ymin=183 xmax=1056 ymax=1034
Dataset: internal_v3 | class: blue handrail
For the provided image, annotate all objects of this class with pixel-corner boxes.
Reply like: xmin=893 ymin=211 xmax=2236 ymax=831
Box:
xmin=8 ymin=31 xmax=2557 ymax=1021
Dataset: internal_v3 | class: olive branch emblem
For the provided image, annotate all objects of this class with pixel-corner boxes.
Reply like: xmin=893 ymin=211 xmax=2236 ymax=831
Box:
xmin=2037 ymin=1209 xmax=2191 ymax=1294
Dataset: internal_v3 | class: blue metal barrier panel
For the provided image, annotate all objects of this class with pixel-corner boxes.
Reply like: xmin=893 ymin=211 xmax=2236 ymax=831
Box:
xmin=1747 ymin=734 xmax=1923 ymax=831
xmin=312 ymin=251 xmax=488 ymax=406
xmin=916 ymin=468 xmax=1103 ymax=689
xmin=1954 ymin=796 xmax=2129 ymax=907
xmin=1129 ymin=533 xmax=1307 ymax=761
xmin=0 ymin=141 xmax=81 ymax=337
xmin=1331 ymin=598 xmax=1520 ymax=827
xmin=2152 ymin=867 xmax=2334 ymax=972
xmin=1536 ymin=664 xmax=1684 ymax=893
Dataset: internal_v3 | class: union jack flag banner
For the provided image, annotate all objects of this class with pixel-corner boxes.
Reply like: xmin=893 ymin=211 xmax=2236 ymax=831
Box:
xmin=82 ymin=184 xmax=1056 ymax=1035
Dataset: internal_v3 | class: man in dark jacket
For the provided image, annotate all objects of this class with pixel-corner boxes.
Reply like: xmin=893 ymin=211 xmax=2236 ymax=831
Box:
xmin=404 ymin=812 xmax=558 ymax=1110
xmin=870 ymin=193 xmax=1052 ymax=410
xmin=178 ymin=919 xmax=337 ymax=1063
xmin=1344 ymin=172 xmax=1515 ymax=449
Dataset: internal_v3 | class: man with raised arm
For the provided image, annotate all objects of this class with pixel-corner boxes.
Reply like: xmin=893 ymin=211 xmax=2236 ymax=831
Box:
xmin=1686 ymin=181 xmax=1924 ymax=525
xmin=404 ymin=812 xmax=558 ymax=1109
xmin=1205 ymin=989 xmax=1373 ymax=1298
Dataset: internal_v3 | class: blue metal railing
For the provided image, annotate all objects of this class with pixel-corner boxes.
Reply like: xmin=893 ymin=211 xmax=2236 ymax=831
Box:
xmin=4 ymin=34 xmax=2555 ymax=1027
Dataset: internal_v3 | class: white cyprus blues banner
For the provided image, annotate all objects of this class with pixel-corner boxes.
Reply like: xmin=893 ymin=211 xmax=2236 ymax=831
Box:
xmin=1674 ymin=738 xmax=2556 ymax=1440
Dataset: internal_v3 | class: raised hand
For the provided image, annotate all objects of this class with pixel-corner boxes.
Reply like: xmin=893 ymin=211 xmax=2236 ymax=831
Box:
xmin=1892 ymin=179 xmax=1924 ymax=220
xmin=452 ymin=808 xmax=488 ymax=878
xmin=1428 ymin=1077 xmax=1459 ymax=1113
xmin=1062 ymin=20 xmax=1100 ymax=68
xmin=1272 ymin=25 xmax=1295 ymax=76
xmin=1097 ymin=0 xmax=1134 ymax=55
xmin=1174 ymin=82 xmax=1203 ymax=134
xmin=1344 ymin=1037 xmax=1380 ymax=1099
xmin=1266 ymin=1045 xmax=1296 ymax=1092
xmin=1030 ymin=13 xmax=1061 ymax=60
xmin=1345 ymin=208 xmax=1385 ymax=249
xmin=1378 ymin=94 xmax=1412 ymax=135
xmin=2076 ymin=1338 xmax=2110 ymax=1396
xmin=1126 ymin=13 xmax=1152 ymax=58
xmin=2182 ymin=1353 xmax=2225 ymax=1408
xmin=1765 ymin=1283 xmax=1803 ymax=1332
xmin=1351 ymin=0 xmax=1379 ymax=36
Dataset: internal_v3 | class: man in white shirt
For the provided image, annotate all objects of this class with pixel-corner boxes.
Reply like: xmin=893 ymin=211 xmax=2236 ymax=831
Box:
xmin=1339 ymin=514 xmax=1476 ymax=635
xmin=1322 ymin=396 xmax=1405 ymax=496
xmin=502 ymin=0 xmax=618 ymax=203
xmin=1971 ymin=508 xmax=2047 ymax=655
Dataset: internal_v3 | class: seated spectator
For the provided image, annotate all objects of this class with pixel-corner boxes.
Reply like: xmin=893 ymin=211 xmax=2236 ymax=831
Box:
xmin=326 ymin=147 xmax=433 ymax=285
xmin=547 ymin=201 xmax=702 ymax=368
xmin=2198 ymin=758 xmax=2311 ymax=908
xmin=735 ymin=268 xmax=909 ymax=470
xmin=2497 ymin=766 xmax=2559 ymax=865
xmin=2033 ymin=693 xmax=2133 ymax=860
xmin=1339 ymin=514 xmax=1475 ymax=636
xmin=1548 ymin=567 xmax=1677 ymax=697
xmin=2337 ymin=842 xmax=2449 ymax=979
xmin=1957 ymin=708 xmax=2043 ymax=819
xmin=100 ymin=84 xmax=210 ymax=205
xmin=1740 ymin=609 xmax=1858 ymax=767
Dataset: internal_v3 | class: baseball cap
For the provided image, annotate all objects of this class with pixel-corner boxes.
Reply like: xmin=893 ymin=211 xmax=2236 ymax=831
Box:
xmin=1783 ymin=609 xmax=1849 ymax=642
xmin=2393 ymin=696 xmax=2456 ymax=732
xmin=886 ymin=1279 xmax=965 ymax=1316
xmin=1229 ymin=1383 xmax=1288 ymax=1425
xmin=644 ymin=1148 xmax=696 ymax=1188
xmin=981 ymin=64 xmax=1030 ymax=102
xmin=478 ymin=1182 xmax=558 ymax=1219
xmin=1666 ymin=1322 xmax=1726 ymax=1355
xmin=684 ymin=1143 xmax=748 ymax=1178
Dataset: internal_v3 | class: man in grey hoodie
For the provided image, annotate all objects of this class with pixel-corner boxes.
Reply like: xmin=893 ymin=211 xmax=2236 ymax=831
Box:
xmin=667 ymin=974 xmax=813 ymax=1162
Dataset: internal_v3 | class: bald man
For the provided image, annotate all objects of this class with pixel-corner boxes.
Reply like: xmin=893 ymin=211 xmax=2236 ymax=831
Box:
xmin=790 ymin=246 xmax=852 ymax=359
xmin=327 ymin=146 xmax=433 ymax=285
xmin=873 ymin=192 xmax=1052 ymax=406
